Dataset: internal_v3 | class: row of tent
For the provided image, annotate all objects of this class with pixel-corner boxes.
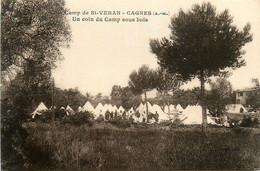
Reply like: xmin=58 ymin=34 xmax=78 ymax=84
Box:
xmin=31 ymin=101 xmax=248 ymax=125
xmin=31 ymin=101 xmax=184 ymax=122
xmin=31 ymin=103 xmax=75 ymax=118
xmin=78 ymin=101 xmax=126 ymax=117
xmin=78 ymin=101 xmax=185 ymax=122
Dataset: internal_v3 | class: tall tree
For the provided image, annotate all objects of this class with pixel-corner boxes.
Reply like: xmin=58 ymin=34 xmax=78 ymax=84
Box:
xmin=91 ymin=93 xmax=111 ymax=107
xmin=121 ymin=87 xmax=142 ymax=110
xmin=150 ymin=2 xmax=252 ymax=132
xmin=1 ymin=0 xmax=71 ymax=169
xmin=247 ymin=78 xmax=260 ymax=111
xmin=55 ymin=88 xmax=87 ymax=110
xmin=128 ymin=65 xmax=157 ymax=122
xmin=205 ymin=78 xmax=233 ymax=117
xmin=110 ymin=85 xmax=124 ymax=104
xmin=155 ymin=67 xmax=183 ymax=113
xmin=85 ymin=92 xmax=94 ymax=102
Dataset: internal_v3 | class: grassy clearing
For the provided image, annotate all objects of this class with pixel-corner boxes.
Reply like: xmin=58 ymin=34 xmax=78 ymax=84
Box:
xmin=23 ymin=122 xmax=260 ymax=170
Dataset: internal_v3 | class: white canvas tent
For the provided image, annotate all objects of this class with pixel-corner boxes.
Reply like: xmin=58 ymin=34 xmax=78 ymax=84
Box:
xmin=94 ymin=103 xmax=104 ymax=118
xmin=181 ymin=105 xmax=216 ymax=125
xmin=164 ymin=104 xmax=179 ymax=117
xmin=137 ymin=102 xmax=153 ymax=115
xmin=133 ymin=103 xmax=147 ymax=122
xmin=169 ymin=104 xmax=175 ymax=112
xmin=32 ymin=102 xmax=48 ymax=118
xmin=226 ymin=104 xmax=248 ymax=113
xmin=77 ymin=106 xmax=83 ymax=112
xmin=128 ymin=107 xmax=135 ymax=115
xmin=152 ymin=104 xmax=169 ymax=121
xmin=118 ymin=106 xmax=125 ymax=115
xmin=164 ymin=105 xmax=169 ymax=113
xmin=136 ymin=103 xmax=144 ymax=113
xmin=134 ymin=102 xmax=155 ymax=122
xmin=82 ymin=101 xmax=95 ymax=113
xmin=112 ymin=105 xmax=118 ymax=113
xmin=176 ymin=104 xmax=184 ymax=112
xmin=66 ymin=105 xmax=75 ymax=115
xmin=103 ymin=104 xmax=110 ymax=113
xmin=49 ymin=106 xmax=56 ymax=110
xmin=108 ymin=104 xmax=113 ymax=113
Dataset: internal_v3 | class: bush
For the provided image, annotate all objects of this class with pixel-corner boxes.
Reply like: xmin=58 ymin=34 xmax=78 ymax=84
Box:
xmin=228 ymin=118 xmax=240 ymax=128
xmin=96 ymin=115 xmax=105 ymax=123
xmin=240 ymin=116 xmax=259 ymax=128
xmin=33 ymin=111 xmax=53 ymax=123
xmin=171 ymin=118 xmax=183 ymax=126
xmin=61 ymin=111 xmax=94 ymax=126
xmin=108 ymin=116 xmax=131 ymax=129
xmin=1 ymin=109 xmax=29 ymax=170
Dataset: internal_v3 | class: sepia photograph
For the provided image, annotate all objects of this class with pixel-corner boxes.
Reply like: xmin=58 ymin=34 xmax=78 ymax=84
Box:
xmin=1 ymin=0 xmax=260 ymax=170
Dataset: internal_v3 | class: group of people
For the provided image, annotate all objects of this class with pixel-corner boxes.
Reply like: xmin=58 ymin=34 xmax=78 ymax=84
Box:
xmin=101 ymin=109 xmax=160 ymax=123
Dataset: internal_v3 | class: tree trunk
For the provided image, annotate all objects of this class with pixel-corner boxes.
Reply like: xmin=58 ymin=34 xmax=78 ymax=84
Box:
xmin=164 ymin=92 xmax=170 ymax=115
xmin=144 ymin=91 xmax=149 ymax=123
xmin=52 ymin=77 xmax=55 ymax=127
xmin=200 ymin=71 xmax=207 ymax=133
xmin=167 ymin=101 xmax=170 ymax=115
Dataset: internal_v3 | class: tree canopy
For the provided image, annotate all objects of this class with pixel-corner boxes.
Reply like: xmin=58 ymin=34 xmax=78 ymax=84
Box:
xmin=150 ymin=2 xmax=252 ymax=81
xmin=155 ymin=68 xmax=182 ymax=94
xmin=110 ymin=85 xmax=142 ymax=110
xmin=247 ymin=78 xmax=260 ymax=111
xmin=1 ymin=0 xmax=71 ymax=74
xmin=128 ymin=64 xmax=157 ymax=95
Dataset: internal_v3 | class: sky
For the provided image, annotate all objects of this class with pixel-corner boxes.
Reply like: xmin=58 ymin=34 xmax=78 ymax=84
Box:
xmin=53 ymin=0 xmax=260 ymax=96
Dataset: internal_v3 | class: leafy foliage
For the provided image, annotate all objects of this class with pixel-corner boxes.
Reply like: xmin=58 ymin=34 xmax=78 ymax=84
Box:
xmin=90 ymin=93 xmax=111 ymax=107
xmin=155 ymin=68 xmax=182 ymax=94
xmin=108 ymin=116 xmax=131 ymax=129
xmin=54 ymin=87 xmax=87 ymax=111
xmin=128 ymin=65 xmax=157 ymax=95
xmin=110 ymin=85 xmax=142 ymax=110
xmin=247 ymin=78 xmax=260 ymax=111
xmin=150 ymin=2 xmax=252 ymax=81
xmin=206 ymin=78 xmax=233 ymax=117
xmin=155 ymin=68 xmax=183 ymax=106
xmin=1 ymin=0 xmax=71 ymax=73
xmin=240 ymin=116 xmax=259 ymax=128
xmin=61 ymin=111 xmax=94 ymax=126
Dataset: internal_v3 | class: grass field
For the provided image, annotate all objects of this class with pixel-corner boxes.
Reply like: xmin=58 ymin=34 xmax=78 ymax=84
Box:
xmin=23 ymin=122 xmax=260 ymax=170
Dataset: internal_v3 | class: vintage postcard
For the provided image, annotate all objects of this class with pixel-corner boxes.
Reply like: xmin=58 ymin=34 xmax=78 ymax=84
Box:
xmin=1 ymin=0 xmax=260 ymax=170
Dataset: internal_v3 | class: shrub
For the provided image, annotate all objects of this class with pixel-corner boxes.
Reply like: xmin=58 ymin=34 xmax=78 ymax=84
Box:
xmin=228 ymin=118 xmax=240 ymax=128
xmin=96 ymin=115 xmax=105 ymax=123
xmin=33 ymin=111 xmax=53 ymax=123
xmin=33 ymin=109 xmax=68 ymax=123
xmin=1 ymin=109 xmax=29 ymax=170
xmin=108 ymin=116 xmax=131 ymax=129
xmin=61 ymin=111 xmax=94 ymax=126
xmin=240 ymin=116 xmax=259 ymax=128
xmin=171 ymin=118 xmax=182 ymax=126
